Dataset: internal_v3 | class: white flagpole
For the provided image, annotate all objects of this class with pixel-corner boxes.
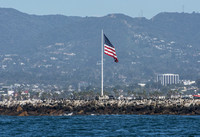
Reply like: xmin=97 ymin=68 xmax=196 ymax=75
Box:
xmin=101 ymin=29 xmax=104 ymax=97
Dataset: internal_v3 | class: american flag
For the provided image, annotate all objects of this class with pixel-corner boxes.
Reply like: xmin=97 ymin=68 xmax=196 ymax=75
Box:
xmin=104 ymin=34 xmax=118 ymax=63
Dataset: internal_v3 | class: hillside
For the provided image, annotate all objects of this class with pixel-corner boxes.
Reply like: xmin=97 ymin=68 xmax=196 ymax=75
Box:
xmin=0 ymin=8 xmax=199 ymax=87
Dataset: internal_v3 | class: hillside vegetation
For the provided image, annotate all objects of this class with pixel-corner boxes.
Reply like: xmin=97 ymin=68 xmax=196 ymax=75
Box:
xmin=0 ymin=8 xmax=199 ymax=86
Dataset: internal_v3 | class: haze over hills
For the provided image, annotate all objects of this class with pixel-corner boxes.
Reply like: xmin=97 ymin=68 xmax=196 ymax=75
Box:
xmin=0 ymin=8 xmax=199 ymax=87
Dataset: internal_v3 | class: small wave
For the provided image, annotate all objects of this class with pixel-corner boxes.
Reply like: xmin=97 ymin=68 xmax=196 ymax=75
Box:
xmin=116 ymin=128 xmax=130 ymax=133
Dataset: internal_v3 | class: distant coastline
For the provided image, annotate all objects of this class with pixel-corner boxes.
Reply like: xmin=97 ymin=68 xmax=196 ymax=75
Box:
xmin=0 ymin=99 xmax=200 ymax=116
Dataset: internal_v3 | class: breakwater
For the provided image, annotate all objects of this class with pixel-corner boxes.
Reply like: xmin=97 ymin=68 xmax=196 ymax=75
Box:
xmin=0 ymin=99 xmax=200 ymax=116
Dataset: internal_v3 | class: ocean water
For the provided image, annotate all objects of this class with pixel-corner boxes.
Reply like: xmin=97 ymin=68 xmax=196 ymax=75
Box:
xmin=0 ymin=115 xmax=199 ymax=136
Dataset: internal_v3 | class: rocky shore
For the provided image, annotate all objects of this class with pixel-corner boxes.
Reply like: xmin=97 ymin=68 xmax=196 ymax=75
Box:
xmin=0 ymin=99 xmax=200 ymax=116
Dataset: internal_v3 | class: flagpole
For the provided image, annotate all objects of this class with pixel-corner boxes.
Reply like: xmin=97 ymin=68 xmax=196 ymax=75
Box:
xmin=101 ymin=29 xmax=104 ymax=97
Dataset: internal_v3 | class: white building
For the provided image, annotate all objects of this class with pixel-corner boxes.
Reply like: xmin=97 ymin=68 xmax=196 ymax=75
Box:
xmin=7 ymin=91 xmax=14 ymax=96
xmin=157 ymin=74 xmax=179 ymax=86
xmin=182 ymin=80 xmax=195 ymax=86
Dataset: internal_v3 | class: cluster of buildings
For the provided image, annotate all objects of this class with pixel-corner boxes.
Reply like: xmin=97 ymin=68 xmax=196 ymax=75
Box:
xmin=0 ymin=86 xmax=30 ymax=101
xmin=156 ymin=73 xmax=196 ymax=87
xmin=0 ymin=73 xmax=198 ymax=101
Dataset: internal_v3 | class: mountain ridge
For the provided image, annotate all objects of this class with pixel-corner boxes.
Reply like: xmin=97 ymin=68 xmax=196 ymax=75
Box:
xmin=0 ymin=8 xmax=199 ymax=87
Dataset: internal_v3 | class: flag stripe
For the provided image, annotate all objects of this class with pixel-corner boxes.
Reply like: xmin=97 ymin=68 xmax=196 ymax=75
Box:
xmin=104 ymin=47 xmax=116 ymax=54
xmin=104 ymin=49 xmax=116 ymax=54
xmin=104 ymin=45 xmax=115 ymax=52
xmin=104 ymin=51 xmax=117 ymax=58
xmin=104 ymin=49 xmax=117 ymax=57
xmin=104 ymin=52 xmax=118 ymax=60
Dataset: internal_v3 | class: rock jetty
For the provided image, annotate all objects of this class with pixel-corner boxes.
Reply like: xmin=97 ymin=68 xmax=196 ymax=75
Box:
xmin=0 ymin=99 xmax=200 ymax=116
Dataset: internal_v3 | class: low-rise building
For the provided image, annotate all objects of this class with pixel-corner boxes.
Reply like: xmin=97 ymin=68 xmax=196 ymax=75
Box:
xmin=157 ymin=73 xmax=179 ymax=86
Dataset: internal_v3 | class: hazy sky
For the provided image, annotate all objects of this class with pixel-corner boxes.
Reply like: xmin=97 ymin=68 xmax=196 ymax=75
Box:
xmin=0 ymin=0 xmax=200 ymax=19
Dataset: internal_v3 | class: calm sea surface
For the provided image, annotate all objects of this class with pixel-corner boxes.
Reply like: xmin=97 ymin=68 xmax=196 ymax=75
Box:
xmin=0 ymin=115 xmax=199 ymax=136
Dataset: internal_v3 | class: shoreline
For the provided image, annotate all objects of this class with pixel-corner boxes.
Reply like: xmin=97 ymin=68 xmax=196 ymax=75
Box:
xmin=0 ymin=99 xmax=200 ymax=116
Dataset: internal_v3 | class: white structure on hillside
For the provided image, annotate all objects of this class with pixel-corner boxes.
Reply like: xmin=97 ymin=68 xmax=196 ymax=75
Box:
xmin=182 ymin=80 xmax=195 ymax=86
xmin=157 ymin=74 xmax=179 ymax=86
xmin=7 ymin=91 xmax=14 ymax=96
